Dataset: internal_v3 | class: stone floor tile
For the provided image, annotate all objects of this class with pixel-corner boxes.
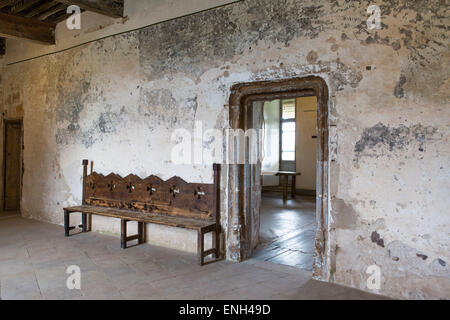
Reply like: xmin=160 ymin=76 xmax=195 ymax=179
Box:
xmin=0 ymin=217 xmax=387 ymax=300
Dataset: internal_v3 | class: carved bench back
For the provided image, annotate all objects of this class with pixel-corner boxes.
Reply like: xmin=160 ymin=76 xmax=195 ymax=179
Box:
xmin=82 ymin=161 xmax=220 ymax=222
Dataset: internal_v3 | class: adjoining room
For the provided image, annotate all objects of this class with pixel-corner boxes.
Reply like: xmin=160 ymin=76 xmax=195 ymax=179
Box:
xmin=253 ymin=97 xmax=318 ymax=271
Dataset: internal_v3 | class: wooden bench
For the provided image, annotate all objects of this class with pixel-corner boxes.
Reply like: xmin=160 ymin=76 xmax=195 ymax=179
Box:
xmin=63 ymin=160 xmax=221 ymax=265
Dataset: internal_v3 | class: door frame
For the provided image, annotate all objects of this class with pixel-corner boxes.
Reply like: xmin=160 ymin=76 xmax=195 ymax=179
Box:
xmin=227 ymin=76 xmax=329 ymax=279
xmin=3 ymin=118 xmax=23 ymax=212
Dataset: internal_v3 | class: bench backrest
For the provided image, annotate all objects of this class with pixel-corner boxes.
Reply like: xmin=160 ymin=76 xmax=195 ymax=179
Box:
xmin=81 ymin=160 xmax=220 ymax=222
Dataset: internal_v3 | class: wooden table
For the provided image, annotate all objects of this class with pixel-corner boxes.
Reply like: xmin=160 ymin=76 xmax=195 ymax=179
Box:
xmin=262 ymin=171 xmax=302 ymax=204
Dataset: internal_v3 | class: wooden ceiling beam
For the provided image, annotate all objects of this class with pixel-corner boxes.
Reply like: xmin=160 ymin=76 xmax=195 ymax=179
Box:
xmin=57 ymin=0 xmax=123 ymax=18
xmin=24 ymin=1 xmax=58 ymax=18
xmin=0 ymin=11 xmax=55 ymax=44
xmin=0 ymin=0 xmax=15 ymax=10
xmin=11 ymin=0 xmax=42 ymax=13
xmin=47 ymin=11 xmax=70 ymax=24
xmin=37 ymin=3 xmax=67 ymax=21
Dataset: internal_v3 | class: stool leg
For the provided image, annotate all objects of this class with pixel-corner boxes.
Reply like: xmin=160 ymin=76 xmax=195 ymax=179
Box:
xmin=291 ymin=176 xmax=296 ymax=198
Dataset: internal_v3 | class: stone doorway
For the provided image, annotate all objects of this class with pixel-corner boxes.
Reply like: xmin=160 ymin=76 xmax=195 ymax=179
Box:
xmin=226 ymin=76 xmax=329 ymax=279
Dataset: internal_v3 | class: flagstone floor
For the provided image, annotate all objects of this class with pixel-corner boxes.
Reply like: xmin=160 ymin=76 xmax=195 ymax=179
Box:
xmin=0 ymin=216 xmax=387 ymax=300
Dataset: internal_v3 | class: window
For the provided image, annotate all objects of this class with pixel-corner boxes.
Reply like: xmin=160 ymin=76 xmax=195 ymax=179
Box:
xmin=282 ymin=101 xmax=295 ymax=119
xmin=280 ymin=99 xmax=295 ymax=161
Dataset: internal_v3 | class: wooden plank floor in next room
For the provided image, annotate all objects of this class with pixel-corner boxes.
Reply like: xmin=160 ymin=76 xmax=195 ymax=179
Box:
xmin=253 ymin=193 xmax=317 ymax=271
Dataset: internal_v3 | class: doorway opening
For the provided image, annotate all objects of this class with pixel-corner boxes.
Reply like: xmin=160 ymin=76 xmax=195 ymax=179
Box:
xmin=253 ymin=97 xmax=318 ymax=270
xmin=228 ymin=76 xmax=329 ymax=278
xmin=3 ymin=119 xmax=23 ymax=213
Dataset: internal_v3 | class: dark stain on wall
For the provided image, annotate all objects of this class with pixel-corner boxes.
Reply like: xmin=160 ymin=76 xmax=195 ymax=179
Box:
xmin=371 ymin=231 xmax=385 ymax=247
xmin=138 ymin=0 xmax=331 ymax=81
xmin=394 ymin=73 xmax=406 ymax=98
xmin=364 ymin=32 xmax=390 ymax=46
xmin=416 ymin=253 xmax=428 ymax=260
xmin=55 ymin=80 xmax=90 ymax=128
xmin=56 ymin=94 xmax=127 ymax=148
xmin=307 ymin=50 xmax=318 ymax=64
xmin=330 ymin=60 xmax=363 ymax=91
xmin=97 ymin=107 xmax=127 ymax=134
xmin=138 ymin=89 xmax=187 ymax=132
xmin=354 ymin=123 xmax=438 ymax=159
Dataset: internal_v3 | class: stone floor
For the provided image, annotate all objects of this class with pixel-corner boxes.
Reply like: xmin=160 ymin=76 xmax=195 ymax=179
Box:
xmin=0 ymin=215 xmax=387 ymax=300
xmin=253 ymin=193 xmax=316 ymax=270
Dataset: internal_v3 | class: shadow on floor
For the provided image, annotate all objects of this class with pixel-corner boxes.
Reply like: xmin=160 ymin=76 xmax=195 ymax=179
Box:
xmin=253 ymin=193 xmax=317 ymax=271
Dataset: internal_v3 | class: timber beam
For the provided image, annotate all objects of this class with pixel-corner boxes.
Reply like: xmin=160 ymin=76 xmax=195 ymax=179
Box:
xmin=0 ymin=11 xmax=55 ymax=44
xmin=57 ymin=0 xmax=124 ymax=18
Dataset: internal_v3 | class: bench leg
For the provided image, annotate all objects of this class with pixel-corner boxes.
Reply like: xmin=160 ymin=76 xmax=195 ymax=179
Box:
xmin=212 ymin=227 xmax=219 ymax=259
xmin=121 ymin=220 xmax=144 ymax=249
xmin=138 ymin=222 xmax=145 ymax=244
xmin=64 ymin=210 xmax=70 ymax=237
xmin=197 ymin=229 xmax=204 ymax=266
xmin=88 ymin=213 xmax=92 ymax=232
xmin=121 ymin=219 xmax=128 ymax=249
xmin=81 ymin=213 xmax=87 ymax=233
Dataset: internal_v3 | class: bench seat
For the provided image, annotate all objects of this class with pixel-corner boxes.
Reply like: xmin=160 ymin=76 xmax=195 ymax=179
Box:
xmin=64 ymin=205 xmax=215 ymax=230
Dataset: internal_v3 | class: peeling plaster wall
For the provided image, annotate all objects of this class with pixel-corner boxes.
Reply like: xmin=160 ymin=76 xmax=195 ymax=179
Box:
xmin=0 ymin=0 xmax=449 ymax=299
xmin=4 ymin=0 xmax=240 ymax=64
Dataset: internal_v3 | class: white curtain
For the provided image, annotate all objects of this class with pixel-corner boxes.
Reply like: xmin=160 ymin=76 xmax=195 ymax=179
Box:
xmin=261 ymin=100 xmax=280 ymax=186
